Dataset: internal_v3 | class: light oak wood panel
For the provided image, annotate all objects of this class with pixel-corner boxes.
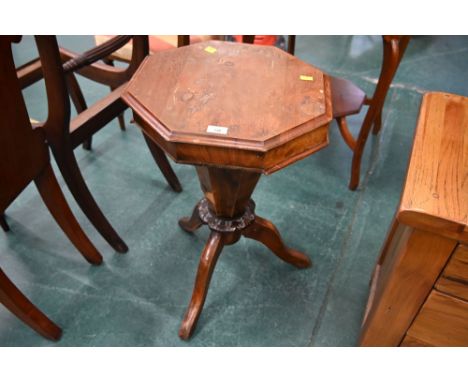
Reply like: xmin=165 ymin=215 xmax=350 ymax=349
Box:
xmin=403 ymin=290 xmax=468 ymax=346
xmin=400 ymin=334 xmax=433 ymax=347
xmin=436 ymin=244 xmax=468 ymax=301
xmin=359 ymin=223 xmax=457 ymax=346
xmin=360 ymin=92 xmax=468 ymax=346
xmin=399 ymin=92 xmax=468 ymax=243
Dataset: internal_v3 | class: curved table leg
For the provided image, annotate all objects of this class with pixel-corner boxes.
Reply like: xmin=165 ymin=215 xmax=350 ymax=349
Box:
xmin=179 ymin=204 xmax=203 ymax=233
xmin=0 ymin=267 xmax=62 ymax=341
xmin=243 ymin=215 xmax=311 ymax=269
xmin=179 ymin=231 xmax=225 ymax=340
xmin=372 ymin=110 xmax=383 ymax=135
xmin=35 ymin=164 xmax=103 ymax=265
xmin=143 ymin=134 xmax=182 ymax=193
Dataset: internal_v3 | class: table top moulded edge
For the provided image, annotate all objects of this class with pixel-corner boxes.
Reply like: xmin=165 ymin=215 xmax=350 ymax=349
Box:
xmin=397 ymin=91 xmax=468 ymax=244
xmin=122 ymin=50 xmax=333 ymax=174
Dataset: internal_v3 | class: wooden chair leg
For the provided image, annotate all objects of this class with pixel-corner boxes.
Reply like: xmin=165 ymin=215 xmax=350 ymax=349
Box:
xmin=143 ymin=134 xmax=182 ymax=193
xmin=177 ymin=35 xmax=191 ymax=48
xmin=51 ymin=146 xmax=128 ymax=253
xmin=102 ymin=58 xmax=126 ymax=131
xmin=65 ymin=73 xmax=93 ymax=150
xmin=349 ymin=114 xmax=375 ymax=191
xmin=372 ymin=110 xmax=383 ymax=135
xmin=287 ymin=35 xmax=296 ymax=55
xmin=0 ymin=267 xmax=62 ymax=341
xmin=0 ymin=213 xmax=10 ymax=232
xmin=349 ymin=36 xmax=405 ymax=190
xmin=116 ymin=111 xmax=126 ymax=131
xmin=179 ymin=231 xmax=225 ymax=340
xmin=179 ymin=203 xmax=203 ymax=233
xmin=34 ymin=163 xmax=103 ymax=265
xmin=242 ymin=35 xmax=255 ymax=44
xmin=242 ymin=215 xmax=311 ymax=268
xmin=337 ymin=117 xmax=357 ymax=151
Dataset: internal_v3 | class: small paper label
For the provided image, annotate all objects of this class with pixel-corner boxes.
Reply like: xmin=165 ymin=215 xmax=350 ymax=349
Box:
xmin=204 ymin=46 xmax=217 ymax=54
xmin=207 ymin=125 xmax=228 ymax=135
xmin=300 ymin=75 xmax=314 ymax=81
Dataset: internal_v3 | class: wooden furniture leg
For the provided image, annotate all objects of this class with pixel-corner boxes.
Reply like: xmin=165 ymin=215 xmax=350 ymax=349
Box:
xmin=372 ymin=110 xmax=382 ymax=135
xmin=177 ymin=35 xmax=191 ymax=48
xmin=349 ymin=36 xmax=408 ymax=190
xmin=177 ymin=167 xmax=311 ymax=339
xmin=178 ymin=203 xmax=203 ymax=233
xmin=142 ymin=134 xmax=182 ymax=192
xmin=287 ymin=35 xmax=296 ymax=55
xmin=359 ymin=221 xmax=457 ymax=346
xmin=371 ymin=36 xmax=410 ymax=136
xmin=242 ymin=35 xmax=256 ymax=44
xmin=51 ymin=144 xmax=128 ymax=253
xmin=34 ymin=36 xmax=129 ymax=254
xmin=34 ymin=163 xmax=103 ymax=265
xmin=179 ymin=231 xmax=226 ymax=340
xmin=243 ymin=215 xmax=311 ymax=268
xmin=0 ymin=214 xmax=9 ymax=232
xmin=0 ymin=267 xmax=62 ymax=341
xmin=102 ymin=58 xmax=126 ymax=131
xmin=65 ymin=73 xmax=93 ymax=150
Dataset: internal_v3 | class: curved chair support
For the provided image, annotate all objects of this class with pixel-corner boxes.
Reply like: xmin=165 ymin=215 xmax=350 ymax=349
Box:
xmin=0 ymin=267 xmax=62 ymax=341
xmin=0 ymin=36 xmax=104 ymax=340
xmin=349 ymin=36 xmax=407 ymax=190
xmin=35 ymin=36 xmax=128 ymax=253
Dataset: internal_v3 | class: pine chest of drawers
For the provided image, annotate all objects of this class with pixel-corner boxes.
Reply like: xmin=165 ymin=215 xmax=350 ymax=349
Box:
xmin=359 ymin=92 xmax=468 ymax=346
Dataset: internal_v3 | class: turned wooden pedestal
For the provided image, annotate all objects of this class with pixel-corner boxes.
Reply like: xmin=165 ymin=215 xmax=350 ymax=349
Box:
xmin=123 ymin=40 xmax=334 ymax=339
xmin=177 ymin=167 xmax=310 ymax=339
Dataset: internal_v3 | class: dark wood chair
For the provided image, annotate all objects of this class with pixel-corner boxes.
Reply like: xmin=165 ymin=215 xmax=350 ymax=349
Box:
xmin=240 ymin=35 xmax=409 ymax=189
xmin=288 ymin=35 xmax=410 ymax=189
xmin=0 ymin=36 xmax=103 ymax=340
xmin=16 ymin=36 xmax=182 ymax=254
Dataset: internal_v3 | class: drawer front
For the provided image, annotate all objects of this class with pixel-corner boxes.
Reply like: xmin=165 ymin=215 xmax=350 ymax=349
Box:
xmin=436 ymin=244 xmax=468 ymax=301
xmin=402 ymin=290 xmax=468 ymax=346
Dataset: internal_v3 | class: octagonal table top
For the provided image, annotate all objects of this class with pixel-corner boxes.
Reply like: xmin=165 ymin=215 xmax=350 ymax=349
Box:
xmin=123 ymin=40 xmax=333 ymax=173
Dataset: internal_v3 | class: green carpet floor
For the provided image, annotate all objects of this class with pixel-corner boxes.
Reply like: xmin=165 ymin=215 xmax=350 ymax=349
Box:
xmin=1 ymin=35 xmax=467 ymax=346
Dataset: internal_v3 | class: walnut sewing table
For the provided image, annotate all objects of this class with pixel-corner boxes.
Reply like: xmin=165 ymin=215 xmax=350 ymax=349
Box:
xmin=123 ymin=41 xmax=334 ymax=339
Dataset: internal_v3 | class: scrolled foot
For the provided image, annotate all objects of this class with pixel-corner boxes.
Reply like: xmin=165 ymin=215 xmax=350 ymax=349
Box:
xmin=179 ymin=231 xmax=225 ymax=340
xmin=178 ymin=204 xmax=203 ymax=233
xmin=243 ymin=215 xmax=311 ymax=268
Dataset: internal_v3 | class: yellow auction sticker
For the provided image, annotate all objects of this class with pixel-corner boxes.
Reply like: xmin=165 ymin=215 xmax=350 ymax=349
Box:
xmin=299 ymin=75 xmax=314 ymax=81
xmin=204 ymin=46 xmax=217 ymax=54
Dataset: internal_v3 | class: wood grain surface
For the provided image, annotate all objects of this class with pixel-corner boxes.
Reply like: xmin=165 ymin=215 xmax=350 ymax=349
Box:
xmin=402 ymin=290 xmax=468 ymax=346
xmin=360 ymin=92 xmax=468 ymax=346
xmin=359 ymin=225 xmax=457 ymax=346
xmin=436 ymin=244 xmax=468 ymax=301
xmin=399 ymin=92 xmax=468 ymax=242
xmin=125 ymin=40 xmax=330 ymax=148
xmin=123 ymin=41 xmax=332 ymax=173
